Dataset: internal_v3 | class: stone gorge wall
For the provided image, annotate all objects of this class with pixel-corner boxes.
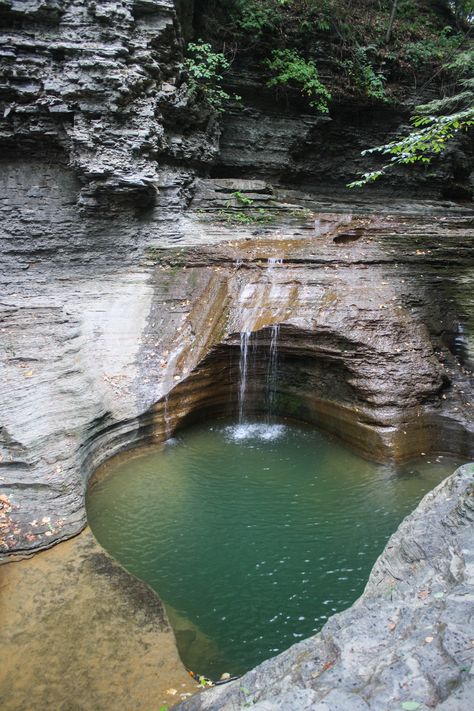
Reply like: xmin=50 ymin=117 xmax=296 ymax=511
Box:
xmin=1 ymin=7 xmax=473 ymax=710
xmin=213 ymin=70 xmax=473 ymax=199
xmin=0 ymin=0 xmax=216 ymax=554
xmin=0 ymin=0 xmax=217 ymax=211
xmin=143 ymin=198 xmax=474 ymax=466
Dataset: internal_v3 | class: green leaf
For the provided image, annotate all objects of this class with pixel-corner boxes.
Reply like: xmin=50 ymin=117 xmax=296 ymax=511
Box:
xmin=401 ymin=702 xmax=421 ymax=711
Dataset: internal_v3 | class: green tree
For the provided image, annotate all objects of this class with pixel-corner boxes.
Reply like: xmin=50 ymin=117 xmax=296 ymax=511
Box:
xmin=448 ymin=0 xmax=474 ymax=27
xmin=349 ymin=43 xmax=474 ymax=187
xmin=348 ymin=107 xmax=474 ymax=187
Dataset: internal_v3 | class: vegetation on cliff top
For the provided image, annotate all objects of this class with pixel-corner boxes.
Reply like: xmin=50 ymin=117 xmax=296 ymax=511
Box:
xmin=190 ymin=0 xmax=472 ymax=108
xmin=184 ymin=0 xmax=473 ymax=188
xmin=349 ymin=39 xmax=474 ymax=186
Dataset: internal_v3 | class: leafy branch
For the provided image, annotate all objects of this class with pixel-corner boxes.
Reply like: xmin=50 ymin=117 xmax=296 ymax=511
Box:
xmin=182 ymin=40 xmax=240 ymax=112
xmin=265 ymin=49 xmax=332 ymax=113
xmin=348 ymin=106 xmax=474 ymax=187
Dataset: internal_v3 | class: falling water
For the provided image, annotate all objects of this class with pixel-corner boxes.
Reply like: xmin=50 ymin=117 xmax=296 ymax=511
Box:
xmin=163 ymin=393 xmax=172 ymax=440
xmin=238 ymin=331 xmax=251 ymax=423
xmin=267 ymin=257 xmax=283 ymax=268
xmin=266 ymin=324 xmax=280 ymax=417
xmin=265 ymin=257 xmax=282 ymax=417
xmin=237 ymin=258 xmax=283 ymax=425
xmin=237 ymin=325 xmax=280 ymax=425
xmin=453 ymin=321 xmax=467 ymax=364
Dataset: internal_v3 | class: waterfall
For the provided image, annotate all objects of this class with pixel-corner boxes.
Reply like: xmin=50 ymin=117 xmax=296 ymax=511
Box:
xmin=163 ymin=393 xmax=172 ymax=440
xmin=237 ymin=325 xmax=280 ymax=424
xmin=266 ymin=324 xmax=280 ymax=417
xmin=236 ymin=257 xmax=282 ymax=427
xmin=453 ymin=321 xmax=467 ymax=363
xmin=238 ymin=331 xmax=251 ymax=423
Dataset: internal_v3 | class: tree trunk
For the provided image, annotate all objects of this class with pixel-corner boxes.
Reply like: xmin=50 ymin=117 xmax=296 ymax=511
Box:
xmin=385 ymin=0 xmax=398 ymax=43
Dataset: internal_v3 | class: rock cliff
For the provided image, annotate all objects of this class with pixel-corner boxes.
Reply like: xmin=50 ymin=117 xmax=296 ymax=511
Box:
xmin=2 ymin=175 xmax=474 ymax=554
xmin=0 ymin=0 xmax=218 ymax=212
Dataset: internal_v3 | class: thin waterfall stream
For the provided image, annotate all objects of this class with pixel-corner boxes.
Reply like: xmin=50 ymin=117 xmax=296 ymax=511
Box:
xmin=236 ymin=324 xmax=280 ymax=434
xmin=238 ymin=331 xmax=251 ymax=424
xmin=266 ymin=324 xmax=280 ymax=419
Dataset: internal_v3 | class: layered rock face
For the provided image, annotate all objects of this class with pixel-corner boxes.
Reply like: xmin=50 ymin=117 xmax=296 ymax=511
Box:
xmin=0 ymin=0 xmax=218 ymax=210
xmin=155 ymin=190 xmax=474 ymax=463
xmin=212 ymin=65 xmax=473 ymax=199
xmin=0 ymin=1 xmax=473 ymax=613
xmin=0 ymin=0 xmax=215 ymax=552
xmin=1 ymin=3 xmax=474 ymax=709
xmin=2 ymin=172 xmax=474 ymax=555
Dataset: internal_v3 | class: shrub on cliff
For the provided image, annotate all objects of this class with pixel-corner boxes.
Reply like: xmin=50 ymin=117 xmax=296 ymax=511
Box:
xmin=349 ymin=44 xmax=474 ymax=187
xmin=182 ymin=40 xmax=240 ymax=112
xmin=264 ymin=49 xmax=331 ymax=113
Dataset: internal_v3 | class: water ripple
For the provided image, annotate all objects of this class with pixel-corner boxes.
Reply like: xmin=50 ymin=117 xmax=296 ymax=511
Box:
xmin=87 ymin=419 xmax=462 ymax=679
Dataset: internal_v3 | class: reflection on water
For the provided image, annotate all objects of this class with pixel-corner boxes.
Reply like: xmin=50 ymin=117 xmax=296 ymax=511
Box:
xmin=86 ymin=419 xmax=463 ymax=679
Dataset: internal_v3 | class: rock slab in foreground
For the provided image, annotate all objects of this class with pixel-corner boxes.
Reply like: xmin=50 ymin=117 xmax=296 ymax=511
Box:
xmin=0 ymin=528 xmax=196 ymax=710
xmin=178 ymin=464 xmax=474 ymax=711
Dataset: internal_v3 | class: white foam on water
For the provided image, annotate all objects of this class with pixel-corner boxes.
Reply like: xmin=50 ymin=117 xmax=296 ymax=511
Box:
xmin=224 ymin=423 xmax=286 ymax=442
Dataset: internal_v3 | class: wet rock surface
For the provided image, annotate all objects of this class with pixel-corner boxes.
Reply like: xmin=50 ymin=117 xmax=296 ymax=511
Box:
xmin=177 ymin=463 xmax=474 ymax=711
xmin=0 ymin=527 xmax=197 ymax=710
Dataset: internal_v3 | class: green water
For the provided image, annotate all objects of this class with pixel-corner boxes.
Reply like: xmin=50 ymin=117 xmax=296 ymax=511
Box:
xmin=86 ymin=420 xmax=462 ymax=679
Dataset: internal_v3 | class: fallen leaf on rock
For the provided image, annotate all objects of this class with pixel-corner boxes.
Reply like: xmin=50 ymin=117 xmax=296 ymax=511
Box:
xmin=321 ymin=660 xmax=335 ymax=672
xmin=417 ymin=589 xmax=429 ymax=600
xmin=425 ymin=636 xmax=434 ymax=644
xmin=388 ymin=622 xmax=397 ymax=631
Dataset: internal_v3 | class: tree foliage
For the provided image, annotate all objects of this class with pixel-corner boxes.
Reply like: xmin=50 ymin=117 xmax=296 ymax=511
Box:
xmin=182 ymin=41 xmax=239 ymax=112
xmin=265 ymin=49 xmax=332 ymax=113
xmin=348 ymin=108 xmax=474 ymax=187
xmin=349 ymin=40 xmax=474 ymax=187
xmin=186 ymin=0 xmax=473 ymax=130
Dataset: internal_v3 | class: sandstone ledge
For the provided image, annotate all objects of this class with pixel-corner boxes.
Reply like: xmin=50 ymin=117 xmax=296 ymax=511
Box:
xmin=178 ymin=463 xmax=474 ymax=711
xmin=0 ymin=527 xmax=197 ymax=710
